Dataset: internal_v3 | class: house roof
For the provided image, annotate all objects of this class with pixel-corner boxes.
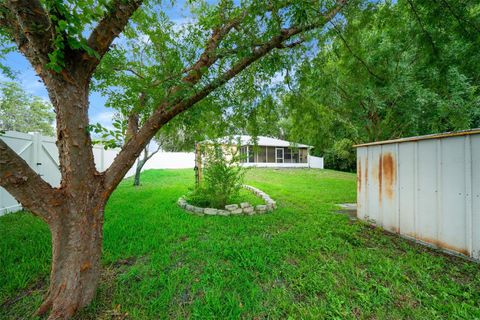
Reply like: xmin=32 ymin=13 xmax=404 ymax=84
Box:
xmin=201 ymin=135 xmax=312 ymax=148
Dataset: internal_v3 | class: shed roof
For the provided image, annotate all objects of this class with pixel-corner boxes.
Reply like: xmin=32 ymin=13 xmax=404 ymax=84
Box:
xmin=353 ymin=128 xmax=480 ymax=148
xmin=201 ymin=135 xmax=312 ymax=148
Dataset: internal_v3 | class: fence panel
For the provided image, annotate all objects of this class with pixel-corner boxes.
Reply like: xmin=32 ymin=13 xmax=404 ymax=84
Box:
xmin=0 ymin=131 xmax=195 ymax=215
xmin=0 ymin=131 xmax=35 ymax=213
xmin=308 ymin=155 xmax=324 ymax=169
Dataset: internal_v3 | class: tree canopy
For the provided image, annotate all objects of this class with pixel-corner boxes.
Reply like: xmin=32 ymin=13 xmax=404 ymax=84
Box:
xmin=0 ymin=81 xmax=55 ymax=135
xmin=274 ymin=0 xmax=480 ymax=171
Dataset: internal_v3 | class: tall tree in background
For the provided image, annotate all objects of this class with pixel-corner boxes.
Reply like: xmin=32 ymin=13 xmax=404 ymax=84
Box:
xmin=279 ymin=0 xmax=480 ymax=171
xmin=0 ymin=0 xmax=348 ymax=318
xmin=0 ymin=81 xmax=55 ymax=135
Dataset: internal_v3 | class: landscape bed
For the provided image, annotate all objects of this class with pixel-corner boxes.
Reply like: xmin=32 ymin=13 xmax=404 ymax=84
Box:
xmin=0 ymin=168 xmax=479 ymax=319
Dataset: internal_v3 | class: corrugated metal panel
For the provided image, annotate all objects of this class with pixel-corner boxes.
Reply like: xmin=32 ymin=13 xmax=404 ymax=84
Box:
xmin=356 ymin=131 xmax=480 ymax=261
xmin=472 ymin=136 xmax=480 ymax=260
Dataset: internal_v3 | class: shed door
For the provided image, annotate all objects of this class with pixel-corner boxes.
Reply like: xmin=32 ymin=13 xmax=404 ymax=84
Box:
xmin=275 ymin=148 xmax=284 ymax=163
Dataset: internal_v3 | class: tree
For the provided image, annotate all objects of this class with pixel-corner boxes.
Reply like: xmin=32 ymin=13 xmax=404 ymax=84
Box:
xmin=0 ymin=1 xmax=348 ymax=318
xmin=0 ymin=81 xmax=55 ymax=135
xmin=277 ymin=0 xmax=480 ymax=171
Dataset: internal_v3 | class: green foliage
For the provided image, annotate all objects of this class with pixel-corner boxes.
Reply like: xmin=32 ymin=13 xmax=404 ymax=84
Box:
xmin=88 ymin=0 xmax=324 ymax=148
xmin=188 ymin=142 xmax=246 ymax=209
xmin=1 ymin=169 xmax=479 ymax=319
xmin=43 ymin=0 xmax=106 ymax=72
xmin=0 ymin=81 xmax=55 ymax=135
xmin=276 ymin=0 xmax=480 ymax=171
xmin=87 ymin=118 xmax=127 ymax=149
xmin=324 ymin=138 xmax=357 ymax=172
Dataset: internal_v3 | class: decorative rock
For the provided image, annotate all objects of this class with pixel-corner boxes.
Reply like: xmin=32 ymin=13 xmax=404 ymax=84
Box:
xmin=240 ymin=202 xmax=251 ymax=209
xmin=255 ymin=204 xmax=267 ymax=212
xmin=177 ymin=184 xmax=276 ymax=217
xmin=204 ymin=208 xmax=218 ymax=215
xmin=193 ymin=207 xmax=204 ymax=214
xmin=217 ymin=210 xmax=230 ymax=216
xmin=225 ymin=204 xmax=239 ymax=211
xmin=230 ymin=208 xmax=243 ymax=215
xmin=177 ymin=198 xmax=187 ymax=208
xmin=243 ymin=207 xmax=254 ymax=214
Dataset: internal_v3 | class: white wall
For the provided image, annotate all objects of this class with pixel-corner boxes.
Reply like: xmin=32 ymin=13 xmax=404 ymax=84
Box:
xmin=0 ymin=131 xmax=194 ymax=215
xmin=124 ymin=151 xmax=195 ymax=177
xmin=308 ymin=155 xmax=324 ymax=169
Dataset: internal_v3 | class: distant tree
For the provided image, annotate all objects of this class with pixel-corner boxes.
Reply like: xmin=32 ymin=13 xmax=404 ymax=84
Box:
xmin=279 ymin=0 xmax=480 ymax=171
xmin=0 ymin=81 xmax=55 ymax=135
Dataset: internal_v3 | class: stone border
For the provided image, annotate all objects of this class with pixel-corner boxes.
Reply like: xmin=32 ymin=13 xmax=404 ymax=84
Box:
xmin=177 ymin=184 xmax=276 ymax=216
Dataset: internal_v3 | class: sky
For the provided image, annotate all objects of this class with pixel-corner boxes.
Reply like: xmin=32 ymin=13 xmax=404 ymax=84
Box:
xmin=0 ymin=1 xmax=193 ymax=131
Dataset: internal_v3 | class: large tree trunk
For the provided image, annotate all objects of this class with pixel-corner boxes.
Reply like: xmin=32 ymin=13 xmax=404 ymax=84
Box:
xmin=36 ymin=198 xmax=106 ymax=319
xmin=33 ymin=77 xmax=108 ymax=319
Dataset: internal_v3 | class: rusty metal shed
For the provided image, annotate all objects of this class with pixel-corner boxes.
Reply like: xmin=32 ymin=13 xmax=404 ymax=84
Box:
xmin=355 ymin=129 xmax=480 ymax=261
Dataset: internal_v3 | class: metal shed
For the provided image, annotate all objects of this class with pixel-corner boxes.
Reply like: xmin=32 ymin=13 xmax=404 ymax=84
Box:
xmin=355 ymin=129 xmax=480 ymax=261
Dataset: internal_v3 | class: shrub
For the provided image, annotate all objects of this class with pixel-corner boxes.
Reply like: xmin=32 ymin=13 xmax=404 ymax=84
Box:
xmin=324 ymin=138 xmax=356 ymax=172
xmin=188 ymin=142 xmax=246 ymax=208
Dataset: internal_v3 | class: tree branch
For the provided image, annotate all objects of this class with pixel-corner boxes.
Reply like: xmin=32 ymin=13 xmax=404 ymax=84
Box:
xmin=181 ymin=15 xmax=244 ymax=85
xmin=104 ymin=0 xmax=349 ymax=191
xmin=0 ymin=139 xmax=58 ymax=222
xmin=84 ymin=0 xmax=144 ymax=77
xmin=145 ymin=144 xmax=161 ymax=161
xmin=2 ymin=0 xmax=54 ymax=75
xmin=329 ymin=20 xmax=385 ymax=83
xmin=406 ymin=0 xmax=437 ymax=55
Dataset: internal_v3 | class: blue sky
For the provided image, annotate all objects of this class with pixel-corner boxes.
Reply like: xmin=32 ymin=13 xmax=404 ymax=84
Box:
xmin=0 ymin=1 xmax=192 ymax=130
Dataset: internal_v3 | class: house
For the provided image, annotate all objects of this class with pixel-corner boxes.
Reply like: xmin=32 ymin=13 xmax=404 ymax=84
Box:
xmin=200 ymin=135 xmax=321 ymax=168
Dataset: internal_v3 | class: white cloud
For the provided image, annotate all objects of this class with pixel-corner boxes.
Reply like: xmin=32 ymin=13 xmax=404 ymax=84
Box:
xmin=19 ymin=70 xmax=49 ymax=99
xmin=90 ymin=111 xmax=115 ymax=130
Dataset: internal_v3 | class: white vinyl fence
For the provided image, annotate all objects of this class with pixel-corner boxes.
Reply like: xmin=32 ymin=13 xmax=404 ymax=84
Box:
xmin=0 ymin=131 xmax=195 ymax=215
xmin=308 ymin=155 xmax=324 ymax=169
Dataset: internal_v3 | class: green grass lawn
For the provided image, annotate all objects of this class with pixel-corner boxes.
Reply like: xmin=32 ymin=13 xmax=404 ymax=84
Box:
xmin=1 ymin=168 xmax=479 ymax=319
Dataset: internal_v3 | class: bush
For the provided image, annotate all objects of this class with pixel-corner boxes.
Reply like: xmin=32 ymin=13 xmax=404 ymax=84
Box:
xmin=187 ymin=142 xmax=246 ymax=208
xmin=323 ymin=138 xmax=356 ymax=172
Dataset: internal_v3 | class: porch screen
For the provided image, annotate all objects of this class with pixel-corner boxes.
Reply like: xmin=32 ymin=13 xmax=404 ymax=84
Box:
xmin=267 ymin=147 xmax=275 ymax=163
xmin=248 ymin=146 xmax=254 ymax=162
xmin=299 ymin=148 xmax=308 ymax=163
xmin=284 ymin=147 xmax=292 ymax=163
xmin=257 ymin=146 xmax=267 ymax=162
xmin=240 ymin=146 xmax=247 ymax=162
